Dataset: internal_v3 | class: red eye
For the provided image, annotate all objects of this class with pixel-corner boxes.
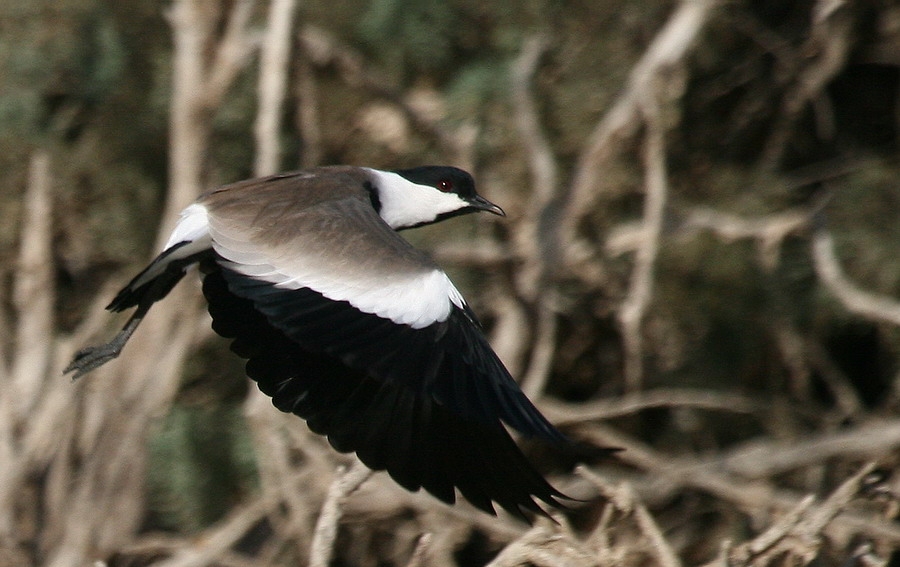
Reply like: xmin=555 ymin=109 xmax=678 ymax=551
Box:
xmin=438 ymin=179 xmax=453 ymax=192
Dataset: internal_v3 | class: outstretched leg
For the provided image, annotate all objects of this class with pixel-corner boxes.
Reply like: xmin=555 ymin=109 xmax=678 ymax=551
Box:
xmin=65 ymin=267 xmax=189 ymax=379
xmin=64 ymin=300 xmax=154 ymax=379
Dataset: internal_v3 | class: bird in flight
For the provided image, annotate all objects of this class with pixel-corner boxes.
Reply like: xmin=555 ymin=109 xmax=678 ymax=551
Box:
xmin=66 ymin=165 xmax=579 ymax=520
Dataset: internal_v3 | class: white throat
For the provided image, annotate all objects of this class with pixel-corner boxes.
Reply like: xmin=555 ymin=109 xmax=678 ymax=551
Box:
xmin=366 ymin=169 xmax=469 ymax=229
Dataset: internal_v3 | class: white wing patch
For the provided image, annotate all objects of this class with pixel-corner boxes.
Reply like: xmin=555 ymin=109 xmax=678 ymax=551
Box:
xmin=164 ymin=203 xmax=211 ymax=250
xmin=203 ymin=207 xmax=466 ymax=329
xmin=144 ymin=194 xmax=468 ymax=330
xmin=216 ymin=247 xmax=465 ymax=329
xmin=127 ymin=204 xmax=213 ymax=292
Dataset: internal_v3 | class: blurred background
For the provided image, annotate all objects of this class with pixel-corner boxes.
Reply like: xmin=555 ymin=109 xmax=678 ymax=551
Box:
xmin=2 ymin=0 xmax=900 ymax=566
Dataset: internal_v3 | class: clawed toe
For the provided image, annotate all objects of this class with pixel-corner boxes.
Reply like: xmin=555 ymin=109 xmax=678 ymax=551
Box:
xmin=64 ymin=344 xmax=121 ymax=379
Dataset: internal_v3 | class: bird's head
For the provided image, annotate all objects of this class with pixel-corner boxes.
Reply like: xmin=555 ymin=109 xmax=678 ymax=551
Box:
xmin=367 ymin=166 xmax=505 ymax=230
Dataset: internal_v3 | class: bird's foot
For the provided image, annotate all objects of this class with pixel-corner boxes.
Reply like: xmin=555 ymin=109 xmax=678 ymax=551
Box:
xmin=64 ymin=342 xmax=123 ymax=379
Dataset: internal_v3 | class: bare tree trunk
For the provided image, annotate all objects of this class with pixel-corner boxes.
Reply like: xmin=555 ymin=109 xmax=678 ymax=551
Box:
xmin=10 ymin=151 xmax=54 ymax=415
xmin=0 ymin=151 xmax=54 ymax=544
xmin=255 ymin=0 xmax=298 ymax=176
xmin=37 ymin=3 xmax=257 ymax=566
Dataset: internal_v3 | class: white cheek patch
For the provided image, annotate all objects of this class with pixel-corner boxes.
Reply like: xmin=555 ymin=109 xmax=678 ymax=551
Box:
xmin=365 ymin=169 xmax=470 ymax=229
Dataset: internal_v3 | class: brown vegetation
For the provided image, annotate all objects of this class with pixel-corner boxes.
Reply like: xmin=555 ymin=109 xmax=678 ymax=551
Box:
xmin=1 ymin=1 xmax=900 ymax=565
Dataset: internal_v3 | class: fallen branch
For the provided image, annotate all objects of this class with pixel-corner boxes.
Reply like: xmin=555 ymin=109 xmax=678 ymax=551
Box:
xmin=573 ymin=421 xmax=900 ymax=546
xmin=578 ymin=467 xmax=682 ymax=567
xmin=486 ymin=521 xmax=596 ymax=567
xmin=151 ymin=499 xmax=269 ymax=567
xmin=706 ymin=463 xmax=878 ymax=567
xmin=309 ymin=461 xmax=374 ymax=567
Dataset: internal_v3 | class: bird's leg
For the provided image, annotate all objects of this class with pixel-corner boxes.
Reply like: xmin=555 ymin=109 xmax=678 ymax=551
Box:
xmin=63 ymin=255 xmax=200 ymax=380
xmin=64 ymin=265 xmax=188 ymax=380
xmin=64 ymin=299 xmax=153 ymax=379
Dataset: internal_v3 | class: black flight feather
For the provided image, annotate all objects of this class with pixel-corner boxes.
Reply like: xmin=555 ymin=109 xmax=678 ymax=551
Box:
xmin=201 ymin=265 xmax=568 ymax=519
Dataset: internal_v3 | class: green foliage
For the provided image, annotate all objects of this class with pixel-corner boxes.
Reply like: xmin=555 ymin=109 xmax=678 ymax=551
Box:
xmin=146 ymin=403 xmax=258 ymax=533
xmin=444 ymin=59 xmax=508 ymax=119
xmin=357 ymin=0 xmax=460 ymax=73
xmin=0 ymin=0 xmax=178 ymax=325
xmin=0 ymin=2 xmax=125 ymax=140
xmin=826 ymin=162 xmax=900 ymax=295
xmin=655 ymin=232 xmax=771 ymax=389
xmin=211 ymin=69 xmax=259 ymax=181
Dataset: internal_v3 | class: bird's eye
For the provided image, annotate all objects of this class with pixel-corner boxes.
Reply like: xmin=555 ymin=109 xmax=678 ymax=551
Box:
xmin=438 ymin=179 xmax=453 ymax=192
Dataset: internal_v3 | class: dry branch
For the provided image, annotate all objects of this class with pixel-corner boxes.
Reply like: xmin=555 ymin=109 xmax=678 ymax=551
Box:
xmin=510 ymin=33 xmax=559 ymax=286
xmin=198 ymin=0 xmax=259 ymax=116
xmin=772 ymin=323 xmax=864 ymax=419
xmin=560 ymin=0 xmax=720 ymax=259
xmin=241 ymin=390 xmax=327 ymax=553
xmin=509 ymin=36 xmax=564 ymax=400
xmin=520 ymin=299 xmax=558 ymax=400
xmin=309 ymin=461 xmax=374 ymax=567
xmin=295 ymin=52 xmax=324 ymax=168
xmin=706 ymin=463 xmax=878 ymax=567
xmin=714 ymin=420 xmax=900 ymax=481
xmin=487 ymin=292 xmax=531 ymax=380
xmin=486 ymin=521 xmax=596 ymax=567
xmin=760 ymin=0 xmax=854 ymax=168
xmin=607 ymin=205 xmax=812 ymax=273
xmin=151 ymin=499 xmax=269 ymax=567
xmin=618 ymin=101 xmax=670 ymax=392
xmin=403 ymin=533 xmax=434 ymax=567
xmin=680 ymin=206 xmax=811 ymax=270
xmin=165 ymin=0 xmax=257 ymax=238
xmin=541 ymin=387 xmax=762 ymax=425
xmin=511 ymin=36 xmax=558 ymax=215
xmin=574 ymin=421 xmax=900 ymax=546
xmin=11 ymin=151 xmax=54 ymax=414
xmin=579 ymin=467 xmax=682 ymax=567
xmin=812 ymin=229 xmax=900 ymax=327
xmin=254 ymin=0 xmax=298 ymax=176
xmin=556 ymin=0 xmax=719 ymax=392
xmin=0 ymin=151 xmax=54 ymax=540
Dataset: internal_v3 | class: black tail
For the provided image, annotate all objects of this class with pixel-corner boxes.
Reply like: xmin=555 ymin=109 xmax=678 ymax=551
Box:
xmin=107 ymin=242 xmax=204 ymax=312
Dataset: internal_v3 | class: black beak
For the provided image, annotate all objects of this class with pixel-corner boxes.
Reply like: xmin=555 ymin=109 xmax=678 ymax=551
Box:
xmin=470 ymin=195 xmax=506 ymax=217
